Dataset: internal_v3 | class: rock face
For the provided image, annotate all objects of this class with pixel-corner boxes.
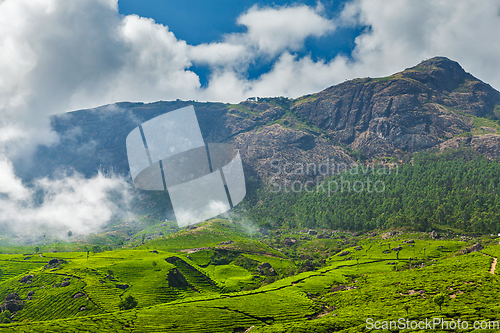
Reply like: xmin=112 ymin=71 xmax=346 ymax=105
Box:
xmin=434 ymin=134 xmax=500 ymax=160
xmin=45 ymin=259 xmax=67 ymax=269
xmin=217 ymin=240 xmax=234 ymax=245
xmin=317 ymin=233 xmax=330 ymax=239
xmin=116 ymin=284 xmax=129 ymax=290
xmin=19 ymin=275 xmax=34 ymax=284
xmin=0 ymin=293 xmax=24 ymax=313
xmin=293 ymin=57 xmax=500 ymax=157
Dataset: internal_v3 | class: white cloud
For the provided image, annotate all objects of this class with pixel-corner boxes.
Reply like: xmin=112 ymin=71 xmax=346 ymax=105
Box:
xmin=338 ymin=0 xmax=500 ymax=88
xmin=235 ymin=4 xmax=335 ymax=56
xmin=0 ymin=159 xmax=131 ymax=238
xmin=188 ymin=4 xmax=335 ymax=69
xmin=0 ymin=0 xmax=201 ymax=155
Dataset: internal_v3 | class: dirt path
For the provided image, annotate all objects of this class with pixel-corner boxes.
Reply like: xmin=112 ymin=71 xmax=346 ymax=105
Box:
xmin=490 ymin=256 xmax=497 ymax=274
xmin=482 ymin=253 xmax=497 ymax=274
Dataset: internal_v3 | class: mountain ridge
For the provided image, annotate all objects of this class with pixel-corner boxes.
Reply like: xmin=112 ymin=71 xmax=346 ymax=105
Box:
xmin=14 ymin=56 xmax=500 ymax=187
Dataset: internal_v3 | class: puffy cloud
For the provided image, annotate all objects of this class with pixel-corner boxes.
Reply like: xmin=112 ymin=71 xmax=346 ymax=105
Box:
xmin=206 ymin=0 xmax=500 ymax=101
xmin=235 ymin=4 xmax=335 ymax=56
xmin=0 ymin=0 xmax=139 ymax=237
xmin=188 ymin=4 xmax=335 ymax=69
xmin=0 ymin=0 xmax=200 ymax=153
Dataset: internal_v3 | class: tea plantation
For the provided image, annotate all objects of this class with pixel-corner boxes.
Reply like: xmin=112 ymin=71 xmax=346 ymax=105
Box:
xmin=1 ymin=219 xmax=500 ymax=332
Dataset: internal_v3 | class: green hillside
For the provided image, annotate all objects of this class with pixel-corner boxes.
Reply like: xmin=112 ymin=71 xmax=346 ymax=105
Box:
xmin=245 ymin=148 xmax=500 ymax=234
xmin=1 ymin=218 xmax=500 ymax=332
xmin=2 ymin=149 xmax=500 ymax=332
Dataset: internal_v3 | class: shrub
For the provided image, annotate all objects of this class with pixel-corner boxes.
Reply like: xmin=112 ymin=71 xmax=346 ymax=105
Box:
xmin=1 ymin=310 xmax=12 ymax=323
xmin=118 ymin=296 xmax=138 ymax=310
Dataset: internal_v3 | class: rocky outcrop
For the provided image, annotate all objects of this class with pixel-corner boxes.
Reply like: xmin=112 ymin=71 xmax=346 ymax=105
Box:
xmin=217 ymin=240 xmax=234 ymax=245
xmin=292 ymin=57 xmax=500 ymax=157
xmin=461 ymin=243 xmax=484 ymax=254
xmin=45 ymin=258 xmax=67 ymax=269
xmin=116 ymin=284 xmax=129 ymax=290
xmin=0 ymin=294 xmax=24 ymax=313
xmin=434 ymin=134 xmax=500 ymax=160
xmin=229 ymin=123 xmax=352 ymax=183
xmin=257 ymin=263 xmax=277 ymax=276
xmin=19 ymin=275 xmax=34 ymax=284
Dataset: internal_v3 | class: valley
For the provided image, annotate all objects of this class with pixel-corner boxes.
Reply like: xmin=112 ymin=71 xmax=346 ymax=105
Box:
xmin=2 ymin=56 xmax=500 ymax=332
xmin=1 ymin=220 xmax=500 ymax=332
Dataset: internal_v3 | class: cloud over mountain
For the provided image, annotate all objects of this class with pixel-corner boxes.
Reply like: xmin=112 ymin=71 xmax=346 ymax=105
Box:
xmin=0 ymin=0 xmax=499 ymax=236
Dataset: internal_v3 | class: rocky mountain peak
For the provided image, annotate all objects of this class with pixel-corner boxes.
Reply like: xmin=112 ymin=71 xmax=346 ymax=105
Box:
xmin=402 ymin=56 xmax=469 ymax=92
xmin=292 ymin=57 xmax=500 ymax=157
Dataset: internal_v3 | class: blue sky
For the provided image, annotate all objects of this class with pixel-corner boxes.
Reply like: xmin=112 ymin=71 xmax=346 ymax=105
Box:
xmin=118 ymin=0 xmax=364 ymax=87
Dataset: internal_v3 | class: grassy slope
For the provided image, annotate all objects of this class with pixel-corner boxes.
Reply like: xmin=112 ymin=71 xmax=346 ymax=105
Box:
xmin=1 ymin=220 xmax=500 ymax=332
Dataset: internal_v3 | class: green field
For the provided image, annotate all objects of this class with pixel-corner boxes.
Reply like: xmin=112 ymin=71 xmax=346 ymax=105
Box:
xmin=1 ymin=219 xmax=500 ymax=332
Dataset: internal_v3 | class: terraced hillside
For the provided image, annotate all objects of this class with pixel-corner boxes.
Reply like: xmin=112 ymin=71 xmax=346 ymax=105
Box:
xmin=1 ymin=219 xmax=500 ymax=332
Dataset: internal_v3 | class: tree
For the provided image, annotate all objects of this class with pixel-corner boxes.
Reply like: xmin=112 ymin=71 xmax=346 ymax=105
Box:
xmin=433 ymin=294 xmax=446 ymax=311
xmin=118 ymin=296 xmax=138 ymax=310
xmin=67 ymin=230 xmax=73 ymax=239
xmin=34 ymin=246 xmax=39 ymax=254
xmin=403 ymin=304 xmax=410 ymax=315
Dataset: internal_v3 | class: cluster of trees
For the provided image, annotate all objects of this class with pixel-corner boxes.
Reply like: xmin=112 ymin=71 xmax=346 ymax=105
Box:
xmin=118 ymin=296 xmax=137 ymax=310
xmin=245 ymin=148 xmax=500 ymax=234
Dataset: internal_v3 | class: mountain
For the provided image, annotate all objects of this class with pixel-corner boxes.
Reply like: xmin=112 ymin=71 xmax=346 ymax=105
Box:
xmin=293 ymin=56 xmax=500 ymax=156
xmin=15 ymin=57 xmax=500 ymax=189
xmin=14 ymin=57 xmax=500 ymax=187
